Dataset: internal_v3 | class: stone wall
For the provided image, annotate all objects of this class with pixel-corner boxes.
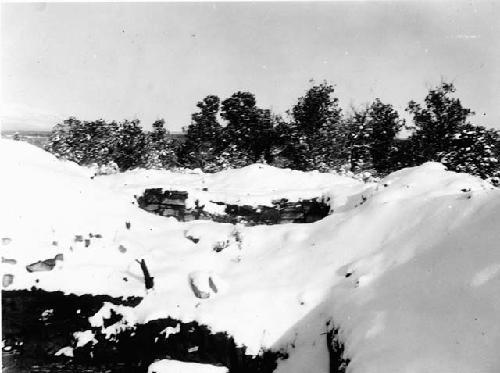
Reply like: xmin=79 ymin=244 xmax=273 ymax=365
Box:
xmin=137 ymin=188 xmax=330 ymax=225
xmin=137 ymin=189 xmax=194 ymax=221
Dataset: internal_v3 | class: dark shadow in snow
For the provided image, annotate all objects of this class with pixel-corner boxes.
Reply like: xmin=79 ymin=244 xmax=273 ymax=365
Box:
xmin=2 ymin=289 xmax=286 ymax=373
xmin=2 ymin=289 xmax=140 ymax=372
xmin=270 ymin=296 xmax=350 ymax=373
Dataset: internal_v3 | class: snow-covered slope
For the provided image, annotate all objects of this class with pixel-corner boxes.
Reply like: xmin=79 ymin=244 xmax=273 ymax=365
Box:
xmin=148 ymin=360 xmax=228 ymax=373
xmin=95 ymin=162 xmax=365 ymax=214
xmin=274 ymin=165 xmax=500 ymax=373
xmin=2 ymin=139 xmax=500 ymax=373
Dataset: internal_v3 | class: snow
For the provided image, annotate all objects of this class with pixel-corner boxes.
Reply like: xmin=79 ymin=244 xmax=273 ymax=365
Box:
xmin=88 ymin=302 xmax=137 ymax=339
xmin=471 ymin=263 xmax=500 ymax=287
xmin=147 ymin=360 xmax=228 ymax=373
xmin=55 ymin=346 xmax=74 ymax=357
xmin=2 ymin=138 xmax=500 ymax=372
xmin=96 ymin=162 xmax=364 ymax=214
xmin=160 ymin=323 xmax=181 ymax=339
xmin=73 ymin=330 xmax=97 ymax=348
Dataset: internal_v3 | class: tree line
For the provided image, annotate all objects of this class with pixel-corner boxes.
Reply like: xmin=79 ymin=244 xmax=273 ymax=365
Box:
xmin=45 ymin=81 xmax=500 ymax=182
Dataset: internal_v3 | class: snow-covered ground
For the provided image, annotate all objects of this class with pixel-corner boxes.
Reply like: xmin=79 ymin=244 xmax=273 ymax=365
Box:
xmin=2 ymin=138 xmax=500 ymax=373
xmin=95 ymin=160 xmax=366 ymax=215
xmin=147 ymin=360 xmax=228 ymax=373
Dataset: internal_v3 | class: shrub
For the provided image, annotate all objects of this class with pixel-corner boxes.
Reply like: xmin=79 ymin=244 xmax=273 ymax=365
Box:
xmin=179 ymin=95 xmax=223 ymax=170
xmin=141 ymin=119 xmax=179 ymax=169
xmin=276 ymin=82 xmax=347 ymax=171
xmin=220 ymin=91 xmax=275 ymax=164
xmin=45 ymin=117 xmax=178 ymax=172
xmin=406 ymin=82 xmax=500 ymax=180
xmin=45 ymin=117 xmax=119 ymax=166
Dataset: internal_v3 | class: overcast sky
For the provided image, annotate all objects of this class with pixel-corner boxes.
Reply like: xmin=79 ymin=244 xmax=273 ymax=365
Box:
xmin=2 ymin=2 xmax=500 ymax=131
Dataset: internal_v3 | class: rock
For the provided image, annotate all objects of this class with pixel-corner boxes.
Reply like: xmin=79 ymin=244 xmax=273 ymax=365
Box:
xmin=184 ymin=214 xmax=196 ymax=222
xmin=3 ymin=274 xmax=14 ymax=288
xmin=162 ymin=208 xmax=178 ymax=217
xmin=2 ymin=257 xmax=17 ymax=265
xmin=280 ymin=211 xmax=304 ymax=221
xmin=185 ymin=235 xmax=200 ymax=244
xmin=118 ymin=244 xmax=127 ymax=253
xmin=164 ymin=190 xmax=188 ymax=199
xmin=145 ymin=204 xmax=161 ymax=212
xmin=26 ymin=257 xmax=57 ymax=272
xmin=212 ymin=241 xmax=229 ymax=253
xmin=144 ymin=194 xmax=161 ymax=204
xmin=208 ymin=277 xmax=219 ymax=293
xmin=144 ymin=188 xmax=163 ymax=198
xmin=272 ymin=198 xmax=289 ymax=205
xmin=225 ymin=205 xmax=239 ymax=215
xmin=259 ymin=207 xmax=280 ymax=224
xmin=238 ymin=205 xmax=255 ymax=216
xmin=161 ymin=198 xmax=186 ymax=206
xmin=136 ymin=259 xmax=154 ymax=290
xmin=188 ymin=271 xmax=226 ymax=299
xmin=189 ymin=272 xmax=211 ymax=299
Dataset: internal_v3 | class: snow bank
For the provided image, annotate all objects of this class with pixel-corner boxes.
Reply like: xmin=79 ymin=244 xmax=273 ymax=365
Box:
xmin=148 ymin=360 xmax=228 ymax=373
xmin=0 ymin=139 xmax=167 ymax=296
xmin=322 ymin=169 xmax=500 ymax=373
xmin=274 ymin=164 xmax=500 ymax=373
xmin=96 ymin=163 xmax=365 ymax=213
xmin=2 ymin=138 xmax=500 ymax=373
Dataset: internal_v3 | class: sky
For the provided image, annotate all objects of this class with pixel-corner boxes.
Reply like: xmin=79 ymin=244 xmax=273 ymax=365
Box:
xmin=2 ymin=1 xmax=500 ymax=131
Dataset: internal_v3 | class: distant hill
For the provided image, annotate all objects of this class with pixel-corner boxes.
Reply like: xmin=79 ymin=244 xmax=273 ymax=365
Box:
xmin=1 ymin=130 xmax=52 ymax=148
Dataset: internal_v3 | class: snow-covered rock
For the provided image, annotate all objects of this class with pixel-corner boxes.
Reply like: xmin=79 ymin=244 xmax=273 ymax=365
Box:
xmin=73 ymin=330 xmax=97 ymax=348
xmin=55 ymin=346 xmax=74 ymax=358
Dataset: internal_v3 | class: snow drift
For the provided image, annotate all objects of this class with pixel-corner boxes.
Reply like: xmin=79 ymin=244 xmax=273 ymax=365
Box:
xmin=2 ymin=138 xmax=500 ymax=373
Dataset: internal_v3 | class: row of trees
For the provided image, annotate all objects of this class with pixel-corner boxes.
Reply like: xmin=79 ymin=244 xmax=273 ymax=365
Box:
xmin=46 ymin=118 xmax=178 ymax=172
xmin=45 ymin=81 xmax=500 ymax=181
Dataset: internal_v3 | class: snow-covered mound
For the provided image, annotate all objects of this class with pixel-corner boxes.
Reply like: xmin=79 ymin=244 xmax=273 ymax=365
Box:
xmin=96 ymin=163 xmax=365 ymax=214
xmin=148 ymin=360 xmax=228 ymax=373
xmin=2 ymin=138 xmax=500 ymax=373
xmin=1 ymin=139 xmax=166 ymax=295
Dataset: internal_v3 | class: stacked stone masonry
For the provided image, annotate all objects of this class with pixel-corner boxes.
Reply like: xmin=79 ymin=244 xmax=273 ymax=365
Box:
xmin=137 ymin=188 xmax=331 ymax=225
